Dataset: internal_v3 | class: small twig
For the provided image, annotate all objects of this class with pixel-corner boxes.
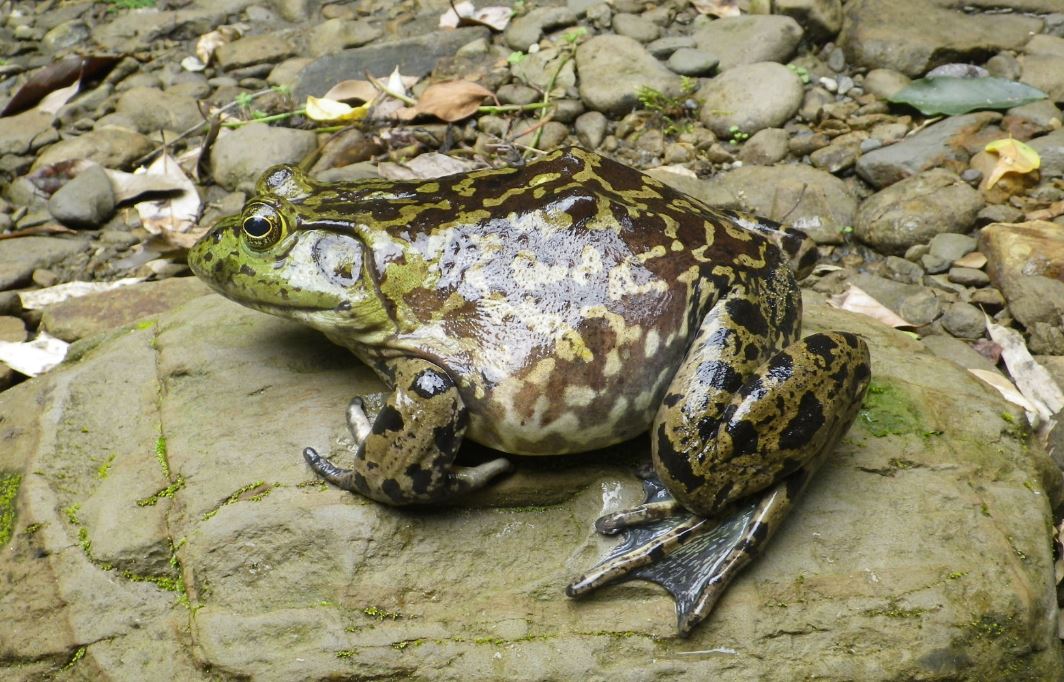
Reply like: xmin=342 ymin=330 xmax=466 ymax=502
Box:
xmin=0 ymin=224 xmax=77 ymax=240
xmin=221 ymin=109 xmax=306 ymax=128
xmin=528 ymin=52 xmax=570 ymax=153
xmin=368 ymin=72 xmax=417 ymax=106
xmin=131 ymin=87 xmax=293 ymax=167
xmin=477 ymin=102 xmax=552 ymax=114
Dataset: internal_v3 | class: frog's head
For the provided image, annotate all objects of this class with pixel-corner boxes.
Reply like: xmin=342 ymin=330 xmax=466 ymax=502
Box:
xmin=188 ymin=165 xmax=391 ymax=340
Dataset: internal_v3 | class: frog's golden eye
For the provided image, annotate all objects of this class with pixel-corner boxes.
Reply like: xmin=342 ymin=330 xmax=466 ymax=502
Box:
xmin=241 ymin=202 xmax=286 ymax=250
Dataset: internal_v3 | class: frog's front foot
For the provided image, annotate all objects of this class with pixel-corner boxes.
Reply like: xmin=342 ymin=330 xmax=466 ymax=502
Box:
xmin=303 ymin=446 xmax=512 ymax=501
xmin=303 ymin=358 xmax=513 ymax=504
xmin=566 ymin=475 xmax=797 ymax=636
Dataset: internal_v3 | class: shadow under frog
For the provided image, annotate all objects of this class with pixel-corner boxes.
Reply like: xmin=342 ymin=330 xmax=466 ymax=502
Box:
xmin=188 ymin=148 xmax=871 ymax=636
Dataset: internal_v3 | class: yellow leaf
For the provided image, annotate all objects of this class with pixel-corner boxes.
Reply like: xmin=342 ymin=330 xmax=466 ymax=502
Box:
xmin=983 ymin=138 xmax=1040 ymax=189
xmin=304 ymin=96 xmax=369 ymax=122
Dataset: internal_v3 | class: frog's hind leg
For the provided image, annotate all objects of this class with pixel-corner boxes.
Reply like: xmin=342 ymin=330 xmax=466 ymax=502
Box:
xmin=568 ymin=329 xmax=870 ymax=635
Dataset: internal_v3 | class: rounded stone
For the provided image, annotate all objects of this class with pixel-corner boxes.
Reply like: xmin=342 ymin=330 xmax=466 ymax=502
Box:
xmin=947 ymin=267 xmax=990 ymax=287
xmin=611 ymin=13 xmax=661 ymax=43
xmin=667 ymin=48 xmax=719 ymax=76
xmin=696 ymin=62 xmax=804 ymax=138
xmin=576 ymin=34 xmax=683 ymax=116
xmin=855 ymin=169 xmax=984 ymax=255
xmin=47 ymin=165 xmax=116 ymax=229
xmin=941 ymin=302 xmax=986 ymax=339
xmin=575 ymin=111 xmax=608 ymax=149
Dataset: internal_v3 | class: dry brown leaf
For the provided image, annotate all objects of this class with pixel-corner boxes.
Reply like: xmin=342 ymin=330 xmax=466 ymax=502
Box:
xmin=413 ymin=80 xmax=493 ymax=122
xmin=826 ymin=285 xmax=913 ymax=328
xmin=27 ymin=159 xmax=96 ymax=195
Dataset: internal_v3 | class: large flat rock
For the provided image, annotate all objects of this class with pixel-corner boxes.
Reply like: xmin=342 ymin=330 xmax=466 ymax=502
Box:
xmin=0 ymin=293 xmax=1060 ymax=679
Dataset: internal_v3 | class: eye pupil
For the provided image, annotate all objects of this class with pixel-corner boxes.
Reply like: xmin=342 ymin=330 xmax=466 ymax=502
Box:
xmin=243 ymin=216 xmax=272 ymax=238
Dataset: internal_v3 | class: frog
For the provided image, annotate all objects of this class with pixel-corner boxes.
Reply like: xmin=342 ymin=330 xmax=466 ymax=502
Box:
xmin=188 ymin=147 xmax=870 ymax=636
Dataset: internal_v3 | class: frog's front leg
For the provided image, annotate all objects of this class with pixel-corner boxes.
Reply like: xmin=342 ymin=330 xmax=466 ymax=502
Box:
xmin=568 ymin=287 xmax=870 ymax=635
xmin=303 ymin=357 xmax=512 ymax=505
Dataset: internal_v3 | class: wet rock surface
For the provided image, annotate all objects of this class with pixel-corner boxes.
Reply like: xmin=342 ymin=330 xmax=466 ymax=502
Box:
xmin=0 ymin=296 xmax=1060 ymax=680
xmin=1 ymin=0 xmax=1063 ymax=677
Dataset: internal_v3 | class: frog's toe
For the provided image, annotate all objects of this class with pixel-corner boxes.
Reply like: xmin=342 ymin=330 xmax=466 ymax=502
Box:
xmin=594 ymin=499 xmax=683 ymax=534
xmin=303 ymin=447 xmax=357 ymax=490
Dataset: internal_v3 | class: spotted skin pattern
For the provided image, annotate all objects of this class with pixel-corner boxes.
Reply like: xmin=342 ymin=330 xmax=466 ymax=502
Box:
xmin=188 ymin=148 xmax=871 ymax=636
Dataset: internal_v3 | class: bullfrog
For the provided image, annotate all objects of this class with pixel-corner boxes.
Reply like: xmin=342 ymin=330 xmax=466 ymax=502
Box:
xmin=188 ymin=147 xmax=870 ymax=635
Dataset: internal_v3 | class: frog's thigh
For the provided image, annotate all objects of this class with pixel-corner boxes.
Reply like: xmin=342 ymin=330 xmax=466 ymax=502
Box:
xmin=305 ymin=358 xmax=510 ymax=505
xmin=657 ymin=330 xmax=871 ymax=516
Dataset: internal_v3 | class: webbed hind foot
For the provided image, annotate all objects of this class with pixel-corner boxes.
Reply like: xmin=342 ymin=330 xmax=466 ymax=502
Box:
xmin=567 ymin=475 xmax=802 ymax=636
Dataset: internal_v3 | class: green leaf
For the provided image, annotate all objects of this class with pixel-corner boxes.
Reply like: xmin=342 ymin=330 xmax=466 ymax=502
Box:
xmin=888 ymin=77 xmax=1046 ymax=116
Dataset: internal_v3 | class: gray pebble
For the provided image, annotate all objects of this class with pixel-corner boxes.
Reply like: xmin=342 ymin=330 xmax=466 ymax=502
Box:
xmin=497 ymin=84 xmax=540 ymax=105
xmin=969 ymin=287 xmax=1005 ymax=308
xmin=899 ymin=289 xmax=942 ymax=326
xmin=885 ymin=255 xmax=924 ymax=284
xmin=667 ymin=47 xmax=719 ymax=76
xmin=827 ymin=46 xmax=846 ymax=72
xmin=905 ymin=243 xmax=930 ymax=261
xmin=977 ymin=204 xmax=1024 ymax=225
xmin=960 ymin=168 xmax=983 ymax=186
xmin=928 ymin=233 xmax=977 ymax=262
xmin=551 ymin=99 xmax=585 ymax=124
xmin=575 ymin=111 xmax=608 ymax=149
xmin=737 ymin=127 xmax=789 ymax=165
xmin=921 ymin=253 xmax=951 ymax=274
xmin=645 ymin=36 xmax=696 ymax=59
xmin=947 ymin=267 xmax=990 ymax=287
xmin=860 ymin=138 xmax=883 ymax=153
xmin=47 ymin=165 xmax=116 ymax=229
xmin=941 ymin=302 xmax=986 ymax=339
xmin=612 ymin=13 xmax=661 ymax=43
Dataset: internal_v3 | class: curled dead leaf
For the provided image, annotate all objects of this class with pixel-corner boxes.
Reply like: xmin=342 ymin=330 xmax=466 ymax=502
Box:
xmin=412 ymin=80 xmax=493 ymax=122
xmin=135 ymin=154 xmax=204 ymax=250
xmin=196 ymin=26 xmax=242 ymax=66
xmin=2 ymin=55 xmax=120 ymax=117
xmin=983 ymin=138 xmax=1040 ymax=189
xmin=826 ymin=285 xmax=913 ymax=328
xmin=36 ymin=80 xmax=80 ymax=116
xmin=985 ymin=319 xmax=1064 ymax=429
xmin=323 ymin=79 xmax=381 ymax=104
xmin=305 ymin=95 xmax=370 ymax=122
